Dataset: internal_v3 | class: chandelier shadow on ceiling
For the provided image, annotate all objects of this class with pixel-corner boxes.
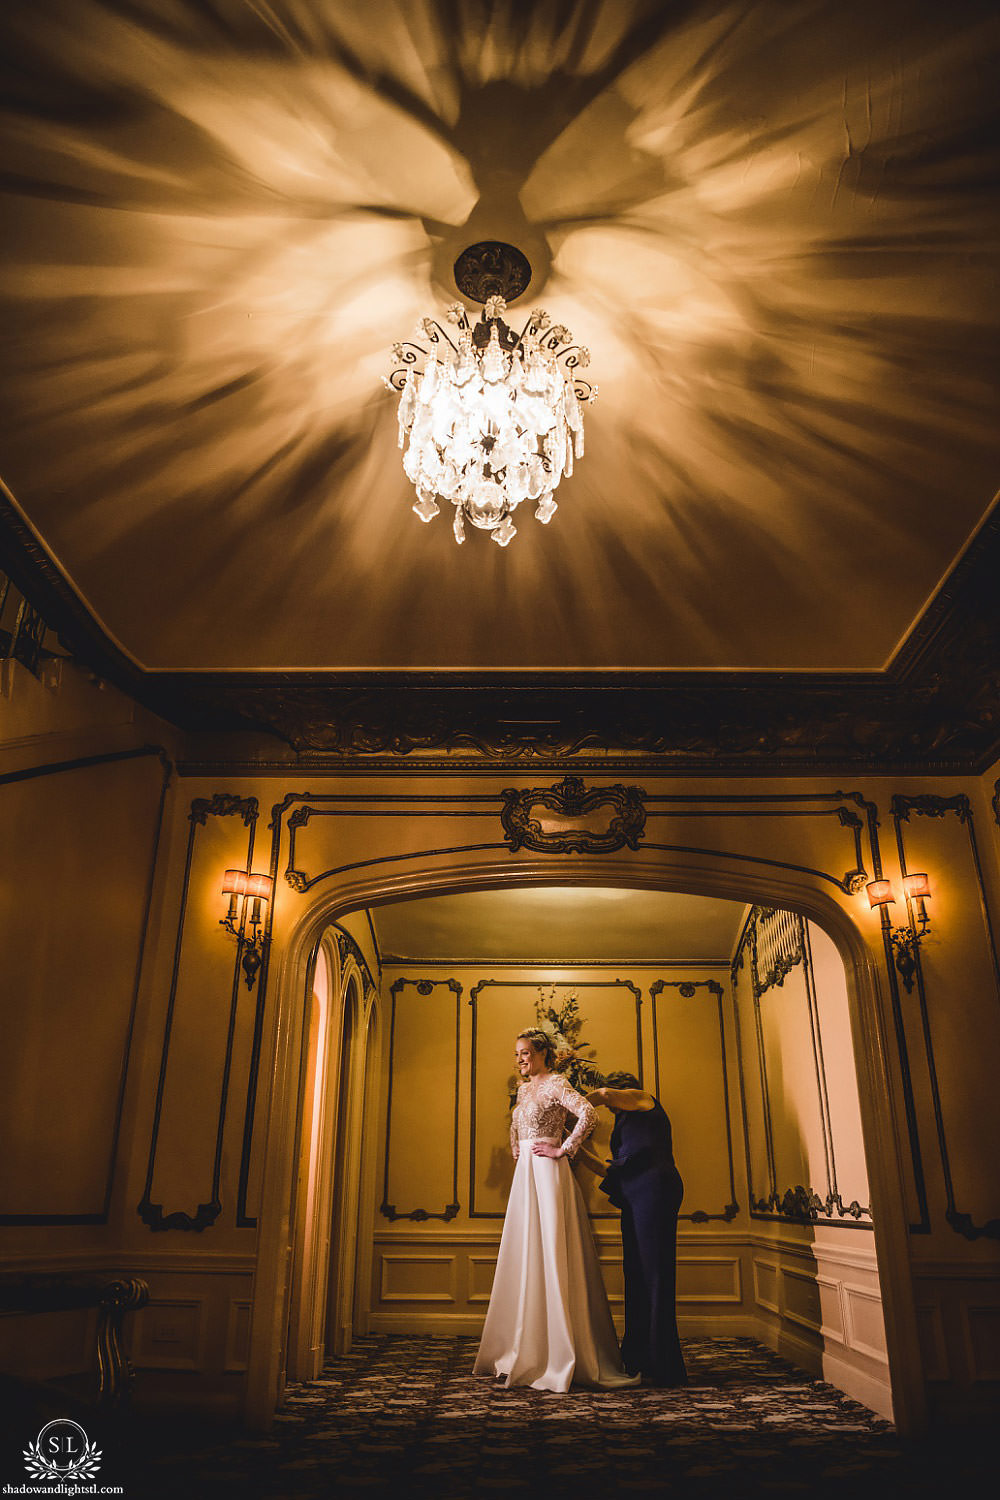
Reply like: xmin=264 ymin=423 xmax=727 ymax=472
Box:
xmin=386 ymin=241 xmax=596 ymax=546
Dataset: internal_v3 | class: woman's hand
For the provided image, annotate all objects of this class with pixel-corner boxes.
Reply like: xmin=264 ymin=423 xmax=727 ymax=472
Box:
xmin=531 ymin=1141 xmax=563 ymax=1158
xmin=572 ymin=1143 xmax=609 ymax=1177
xmin=586 ymin=1087 xmax=609 ymax=1107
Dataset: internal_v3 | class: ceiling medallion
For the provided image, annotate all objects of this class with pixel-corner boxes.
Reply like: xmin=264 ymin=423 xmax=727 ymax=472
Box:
xmin=386 ymin=240 xmax=596 ymax=546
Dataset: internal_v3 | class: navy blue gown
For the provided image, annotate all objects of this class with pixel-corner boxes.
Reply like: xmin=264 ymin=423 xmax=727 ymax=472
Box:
xmin=599 ymin=1100 xmax=687 ymax=1385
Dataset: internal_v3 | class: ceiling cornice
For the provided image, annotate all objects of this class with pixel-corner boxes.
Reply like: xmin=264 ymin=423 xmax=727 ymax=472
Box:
xmin=2 ymin=492 xmax=999 ymax=774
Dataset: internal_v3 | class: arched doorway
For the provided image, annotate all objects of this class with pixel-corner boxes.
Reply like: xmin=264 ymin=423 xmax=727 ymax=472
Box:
xmin=246 ymin=856 xmax=923 ymax=1434
xmin=283 ymin=933 xmax=380 ymax=1385
xmin=324 ymin=964 xmax=374 ymax=1358
xmin=283 ymin=935 xmax=332 ymax=1385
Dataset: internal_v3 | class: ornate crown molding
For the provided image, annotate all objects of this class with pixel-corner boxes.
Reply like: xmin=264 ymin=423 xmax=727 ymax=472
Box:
xmin=3 ymin=490 xmax=1000 ymax=773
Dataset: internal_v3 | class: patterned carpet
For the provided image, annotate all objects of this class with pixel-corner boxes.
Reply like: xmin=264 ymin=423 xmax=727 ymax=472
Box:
xmin=118 ymin=1335 xmax=988 ymax=1499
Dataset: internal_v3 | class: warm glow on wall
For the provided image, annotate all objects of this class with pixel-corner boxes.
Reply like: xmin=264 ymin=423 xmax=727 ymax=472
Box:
xmin=220 ymin=869 xmax=273 ymax=989
xmin=864 ymin=872 xmax=933 ymax=993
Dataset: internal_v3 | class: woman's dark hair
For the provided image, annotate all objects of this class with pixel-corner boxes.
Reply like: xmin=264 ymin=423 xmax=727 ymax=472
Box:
xmin=516 ymin=1028 xmax=557 ymax=1069
xmin=603 ymin=1070 xmax=642 ymax=1091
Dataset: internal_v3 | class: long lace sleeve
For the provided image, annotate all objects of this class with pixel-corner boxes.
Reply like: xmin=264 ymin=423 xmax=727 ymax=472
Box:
xmin=553 ymin=1075 xmax=598 ymax=1158
xmin=510 ymin=1086 xmax=522 ymax=1158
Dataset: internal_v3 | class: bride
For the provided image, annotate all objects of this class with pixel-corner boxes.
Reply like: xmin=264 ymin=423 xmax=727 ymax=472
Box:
xmin=474 ymin=1028 xmax=638 ymax=1391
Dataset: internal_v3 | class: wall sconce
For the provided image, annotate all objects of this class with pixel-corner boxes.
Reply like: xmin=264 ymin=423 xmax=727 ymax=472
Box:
xmin=866 ymin=873 xmax=932 ymax=993
xmin=221 ymin=869 xmax=273 ymax=989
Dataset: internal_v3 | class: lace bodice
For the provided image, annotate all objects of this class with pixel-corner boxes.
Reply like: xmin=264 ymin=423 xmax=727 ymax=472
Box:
xmin=510 ymin=1073 xmax=597 ymax=1159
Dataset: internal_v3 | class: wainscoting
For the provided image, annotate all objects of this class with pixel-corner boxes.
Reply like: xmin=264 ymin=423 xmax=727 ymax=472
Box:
xmin=750 ymin=1233 xmax=891 ymax=1419
xmin=371 ymin=1230 xmax=751 ymax=1339
xmin=369 ymin=1228 xmax=892 ymax=1418
xmin=912 ymin=1261 xmax=1000 ymax=1422
xmin=118 ymin=1253 xmax=255 ymax=1415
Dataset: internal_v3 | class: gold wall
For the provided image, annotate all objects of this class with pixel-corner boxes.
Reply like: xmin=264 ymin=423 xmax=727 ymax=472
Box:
xmin=2 ymin=663 xmax=999 ymax=1427
xmin=371 ymin=962 xmax=738 ymax=1339
xmin=370 ymin=920 xmax=891 ymax=1415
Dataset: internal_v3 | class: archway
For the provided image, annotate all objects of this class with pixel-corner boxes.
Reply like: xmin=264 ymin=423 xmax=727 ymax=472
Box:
xmin=282 ymin=933 xmax=378 ymax=1387
xmin=283 ymin=935 xmax=332 ymax=1385
xmin=324 ymin=964 xmax=372 ymax=1359
xmin=246 ymin=854 xmax=924 ymax=1434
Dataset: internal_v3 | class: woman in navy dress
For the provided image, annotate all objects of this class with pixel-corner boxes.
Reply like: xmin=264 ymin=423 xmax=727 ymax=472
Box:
xmin=585 ymin=1071 xmax=687 ymax=1386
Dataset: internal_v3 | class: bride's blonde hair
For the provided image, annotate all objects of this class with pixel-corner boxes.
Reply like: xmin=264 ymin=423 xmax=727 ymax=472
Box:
xmin=516 ymin=1028 xmax=557 ymax=1069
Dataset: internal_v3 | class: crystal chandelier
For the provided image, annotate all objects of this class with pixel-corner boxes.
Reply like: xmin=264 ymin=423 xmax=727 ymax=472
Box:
xmin=385 ymin=241 xmax=596 ymax=546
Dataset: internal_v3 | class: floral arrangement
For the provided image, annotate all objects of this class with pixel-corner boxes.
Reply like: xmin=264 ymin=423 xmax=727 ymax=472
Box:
xmin=535 ymin=985 xmax=605 ymax=1096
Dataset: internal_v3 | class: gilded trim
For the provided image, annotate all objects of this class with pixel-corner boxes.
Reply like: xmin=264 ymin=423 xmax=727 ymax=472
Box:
xmin=500 ymin=775 xmax=647 ymax=854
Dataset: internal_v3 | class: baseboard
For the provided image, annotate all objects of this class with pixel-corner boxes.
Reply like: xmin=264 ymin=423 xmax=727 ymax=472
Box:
xmin=820 ymin=1345 xmax=894 ymax=1422
xmin=677 ymin=1313 xmax=757 ymax=1338
xmin=368 ymin=1313 xmax=486 ymax=1336
xmin=755 ymin=1319 xmax=893 ymax=1420
xmin=368 ymin=1312 xmax=763 ymax=1340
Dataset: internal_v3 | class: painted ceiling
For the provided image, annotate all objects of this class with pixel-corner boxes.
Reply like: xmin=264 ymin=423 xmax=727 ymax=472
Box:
xmin=0 ymin=0 xmax=997 ymax=679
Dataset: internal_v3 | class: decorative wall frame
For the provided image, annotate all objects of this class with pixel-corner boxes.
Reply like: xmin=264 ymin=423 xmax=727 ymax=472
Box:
xmin=731 ymin=907 xmax=873 ymax=1231
xmin=380 ymin=978 xmax=462 ymax=1223
xmin=650 ymin=979 xmax=739 ymax=1222
xmin=138 ymin=792 xmax=259 ymax=1232
xmin=468 ymin=977 xmax=642 ymax=1219
xmin=500 ymin=775 xmax=647 ymax=854
xmin=892 ymin=793 xmax=1000 ymax=1242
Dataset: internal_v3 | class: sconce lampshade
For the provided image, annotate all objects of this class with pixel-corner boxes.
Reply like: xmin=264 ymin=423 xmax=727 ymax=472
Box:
xmin=244 ymin=873 xmax=273 ymax=902
xmin=222 ymin=869 xmax=249 ymax=896
xmin=866 ymin=879 xmax=895 ymax=910
xmin=902 ymin=872 xmax=931 ymax=901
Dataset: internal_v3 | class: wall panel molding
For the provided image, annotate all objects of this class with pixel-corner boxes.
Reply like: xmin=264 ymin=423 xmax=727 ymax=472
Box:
xmin=469 ymin=978 xmax=642 ymax=1219
xmin=373 ymin=1227 xmax=751 ymax=1249
xmin=676 ymin=1256 xmax=743 ymax=1305
xmin=467 ymin=1254 xmax=498 ymax=1304
xmin=961 ymin=1304 xmax=1000 ymax=1381
xmin=752 ymin=1257 xmax=781 ymax=1317
xmin=915 ymin=1303 xmax=951 ymax=1381
xmin=911 ymin=1260 xmax=1000 ymax=1280
xmin=224 ymin=1298 xmax=252 ymax=1373
xmin=892 ymin=793 xmax=1000 ymax=1241
xmin=380 ymin=978 xmax=461 ymax=1223
xmin=732 ymin=907 xmax=873 ymax=1231
xmin=752 ymin=1253 xmax=889 ymax=1369
xmin=842 ymin=1283 xmax=889 ymax=1362
xmin=378 ymin=1253 xmax=457 ymax=1304
xmin=138 ymin=793 xmax=258 ymax=1232
xmin=132 ymin=1297 xmax=205 ymax=1371
xmin=651 ymin=979 xmax=739 ymax=1222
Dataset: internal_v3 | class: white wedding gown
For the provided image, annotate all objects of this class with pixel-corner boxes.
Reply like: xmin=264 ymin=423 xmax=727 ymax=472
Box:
xmin=474 ymin=1071 xmax=639 ymax=1392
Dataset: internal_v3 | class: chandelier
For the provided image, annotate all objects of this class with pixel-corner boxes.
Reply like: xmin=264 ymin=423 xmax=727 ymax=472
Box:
xmin=386 ymin=241 xmax=596 ymax=546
